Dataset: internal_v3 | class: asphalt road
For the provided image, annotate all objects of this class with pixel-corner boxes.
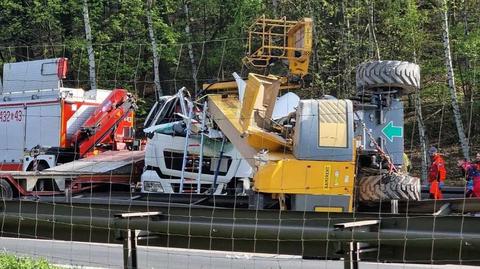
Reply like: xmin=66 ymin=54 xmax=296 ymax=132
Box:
xmin=0 ymin=237 xmax=477 ymax=269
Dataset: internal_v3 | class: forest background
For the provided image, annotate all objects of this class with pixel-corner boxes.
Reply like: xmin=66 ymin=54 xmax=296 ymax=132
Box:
xmin=0 ymin=0 xmax=479 ymax=181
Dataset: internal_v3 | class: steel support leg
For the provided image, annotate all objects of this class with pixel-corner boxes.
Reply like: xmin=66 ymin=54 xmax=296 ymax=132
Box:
xmin=391 ymin=199 xmax=398 ymax=214
xmin=344 ymin=242 xmax=359 ymax=269
xmin=115 ymin=212 xmax=163 ymax=269
xmin=335 ymin=220 xmax=380 ymax=269
xmin=123 ymin=229 xmax=139 ymax=269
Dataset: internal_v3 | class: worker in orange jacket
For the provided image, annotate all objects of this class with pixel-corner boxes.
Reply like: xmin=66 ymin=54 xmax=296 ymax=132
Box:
xmin=428 ymin=147 xmax=446 ymax=199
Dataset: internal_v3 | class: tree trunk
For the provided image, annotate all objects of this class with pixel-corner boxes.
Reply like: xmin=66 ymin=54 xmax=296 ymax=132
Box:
xmin=342 ymin=0 xmax=351 ymax=97
xmin=183 ymin=1 xmax=199 ymax=95
xmin=146 ymin=0 xmax=163 ymax=98
xmin=307 ymin=2 xmax=321 ymax=82
xmin=368 ymin=0 xmax=380 ymax=60
xmin=272 ymin=0 xmax=278 ymax=17
xmin=82 ymin=0 xmax=97 ymax=91
xmin=441 ymin=0 xmax=470 ymax=159
xmin=415 ymin=92 xmax=428 ymax=183
xmin=412 ymin=48 xmax=428 ymax=183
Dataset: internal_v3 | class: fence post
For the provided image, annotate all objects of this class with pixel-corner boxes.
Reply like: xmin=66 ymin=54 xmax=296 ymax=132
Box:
xmin=114 ymin=211 xmax=163 ymax=269
xmin=122 ymin=229 xmax=139 ymax=269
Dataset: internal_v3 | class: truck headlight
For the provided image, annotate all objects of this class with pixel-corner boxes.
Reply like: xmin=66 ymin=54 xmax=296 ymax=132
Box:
xmin=143 ymin=181 xmax=164 ymax=193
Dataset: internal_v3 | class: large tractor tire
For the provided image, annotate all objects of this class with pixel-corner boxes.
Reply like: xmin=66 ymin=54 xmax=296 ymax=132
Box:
xmin=0 ymin=179 xmax=13 ymax=200
xmin=356 ymin=60 xmax=420 ymax=93
xmin=358 ymin=172 xmax=421 ymax=202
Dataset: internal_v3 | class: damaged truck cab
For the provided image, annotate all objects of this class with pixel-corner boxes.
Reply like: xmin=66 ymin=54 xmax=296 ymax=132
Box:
xmin=141 ymin=89 xmax=252 ymax=194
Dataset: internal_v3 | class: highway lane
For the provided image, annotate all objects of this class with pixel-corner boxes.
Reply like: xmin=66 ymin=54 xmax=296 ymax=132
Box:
xmin=0 ymin=237 xmax=476 ymax=269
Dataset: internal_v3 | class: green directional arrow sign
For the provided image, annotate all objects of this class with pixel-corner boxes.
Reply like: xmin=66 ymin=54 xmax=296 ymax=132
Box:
xmin=382 ymin=121 xmax=403 ymax=142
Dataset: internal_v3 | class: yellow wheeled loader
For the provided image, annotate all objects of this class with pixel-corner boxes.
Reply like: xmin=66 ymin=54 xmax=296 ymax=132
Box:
xmin=203 ymin=16 xmax=421 ymax=212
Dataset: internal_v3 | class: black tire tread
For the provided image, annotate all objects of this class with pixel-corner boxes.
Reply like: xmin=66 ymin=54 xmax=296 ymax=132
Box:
xmin=358 ymin=172 xmax=421 ymax=201
xmin=356 ymin=60 xmax=420 ymax=92
xmin=0 ymin=179 xmax=13 ymax=200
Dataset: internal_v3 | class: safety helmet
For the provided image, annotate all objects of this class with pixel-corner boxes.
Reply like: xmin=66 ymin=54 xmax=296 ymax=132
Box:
xmin=428 ymin=146 xmax=438 ymax=156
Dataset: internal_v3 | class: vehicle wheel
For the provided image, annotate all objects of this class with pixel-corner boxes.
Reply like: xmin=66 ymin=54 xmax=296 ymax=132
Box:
xmin=357 ymin=172 xmax=421 ymax=201
xmin=0 ymin=179 xmax=13 ymax=200
xmin=356 ymin=60 xmax=420 ymax=93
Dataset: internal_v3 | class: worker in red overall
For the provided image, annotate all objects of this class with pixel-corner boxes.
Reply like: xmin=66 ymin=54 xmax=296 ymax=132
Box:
xmin=472 ymin=172 xmax=480 ymax=198
xmin=428 ymin=147 xmax=446 ymax=199
xmin=458 ymin=158 xmax=480 ymax=198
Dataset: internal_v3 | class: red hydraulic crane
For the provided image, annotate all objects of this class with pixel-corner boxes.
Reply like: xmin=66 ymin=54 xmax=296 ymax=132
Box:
xmin=72 ymin=88 xmax=136 ymax=157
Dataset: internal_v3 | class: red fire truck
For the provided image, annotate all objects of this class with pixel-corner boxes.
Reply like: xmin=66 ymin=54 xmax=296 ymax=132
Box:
xmin=0 ymin=58 xmax=135 ymax=171
xmin=0 ymin=58 xmax=143 ymax=198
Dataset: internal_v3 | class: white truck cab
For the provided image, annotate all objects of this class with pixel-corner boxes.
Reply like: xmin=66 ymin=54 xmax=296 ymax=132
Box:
xmin=141 ymin=91 xmax=252 ymax=194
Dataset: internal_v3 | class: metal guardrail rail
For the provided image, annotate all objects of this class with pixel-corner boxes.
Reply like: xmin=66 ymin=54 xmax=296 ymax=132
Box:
xmin=358 ymin=197 xmax=480 ymax=214
xmin=421 ymin=186 xmax=467 ymax=199
xmin=1 ymin=199 xmax=480 ymax=268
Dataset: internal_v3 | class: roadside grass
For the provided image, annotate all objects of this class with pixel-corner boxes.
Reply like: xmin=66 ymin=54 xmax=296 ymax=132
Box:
xmin=0 ymin=253 xmax=59 ymax=269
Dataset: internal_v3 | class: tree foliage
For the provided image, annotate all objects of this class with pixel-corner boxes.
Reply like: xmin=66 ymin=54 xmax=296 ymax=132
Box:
xmin=0 ymin=0 xmax=480 ymax=159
